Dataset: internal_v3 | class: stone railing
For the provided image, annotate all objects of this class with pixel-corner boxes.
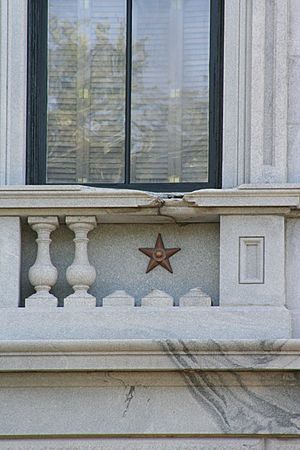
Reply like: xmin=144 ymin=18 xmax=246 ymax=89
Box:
xmin=0 ymin=185 xmax=298 ymax=340
xmin=26 ymin=216 xmax=98 ymax=309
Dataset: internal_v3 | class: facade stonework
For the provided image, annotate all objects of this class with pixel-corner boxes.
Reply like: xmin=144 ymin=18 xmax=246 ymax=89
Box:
xmin=0 ymin=0 xmax=300 ymax=447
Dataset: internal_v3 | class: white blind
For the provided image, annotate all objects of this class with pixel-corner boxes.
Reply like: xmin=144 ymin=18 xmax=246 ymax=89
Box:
xmin=131 ymin=0 xmax=210 ymax=184
xmin=47 ymin=0 xmax=126 ymax=183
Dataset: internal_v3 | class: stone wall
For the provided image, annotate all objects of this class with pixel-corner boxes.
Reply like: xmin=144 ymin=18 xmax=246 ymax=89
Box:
xmin=288 ymin=0 xmax=300 ymax=182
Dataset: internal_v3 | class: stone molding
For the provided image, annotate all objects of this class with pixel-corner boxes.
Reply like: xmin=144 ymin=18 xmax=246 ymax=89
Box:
xmin=0 ymin=338 xmax=298 ymax=372
xmin=223 ymin=0 xmax=289 ymax=187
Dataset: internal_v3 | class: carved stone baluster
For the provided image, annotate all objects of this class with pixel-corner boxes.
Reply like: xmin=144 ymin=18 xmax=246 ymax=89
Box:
xmin=64 ymin=216 xmax=97 ymax=308
xmin=25 ymin=217 xmax=59 ymax=308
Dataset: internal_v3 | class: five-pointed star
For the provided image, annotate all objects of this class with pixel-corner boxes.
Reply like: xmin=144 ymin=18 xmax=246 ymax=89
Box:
xmin=139 ymin=234 xmax=180 ymax=273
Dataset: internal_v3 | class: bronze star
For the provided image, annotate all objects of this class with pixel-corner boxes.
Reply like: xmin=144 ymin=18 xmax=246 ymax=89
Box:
xmin=139 ymin=234 xmax=180 ymax=273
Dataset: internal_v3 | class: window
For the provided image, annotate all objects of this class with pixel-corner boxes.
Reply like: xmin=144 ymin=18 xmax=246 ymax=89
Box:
xmin=27 ymin=0 xmax=223 ymax=192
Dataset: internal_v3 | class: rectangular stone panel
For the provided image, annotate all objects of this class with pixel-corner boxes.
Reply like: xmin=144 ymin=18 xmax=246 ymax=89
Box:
xmin=239 ymin=237 xmax=264 ymax=284
xmin=0 ymin=371 xmax=299 ymax=436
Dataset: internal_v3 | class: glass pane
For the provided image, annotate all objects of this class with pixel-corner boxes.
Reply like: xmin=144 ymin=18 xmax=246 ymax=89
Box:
xmin=47 ymin=0 xmax=126 ymax=184
xmin=131 ymin=0 xmax=210 ymax=183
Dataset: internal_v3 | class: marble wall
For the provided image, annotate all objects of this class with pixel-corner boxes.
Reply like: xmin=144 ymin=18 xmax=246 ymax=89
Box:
xmin=0 ymin=370 xmax=299 ymax=437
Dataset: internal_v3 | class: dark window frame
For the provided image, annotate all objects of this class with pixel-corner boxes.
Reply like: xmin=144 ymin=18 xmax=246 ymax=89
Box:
xmin=27 ymin=0 xmax=224 ymax=192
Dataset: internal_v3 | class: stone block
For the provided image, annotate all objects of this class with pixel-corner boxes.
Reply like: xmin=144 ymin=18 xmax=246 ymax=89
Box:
xmin=63 ymin=293 xmax=96 ymax=308
xmin=179 ymin=287 xmax=211 ymax=307
xmin=220 ymin=215 xmax=285 ymax=306
xmin=25 ymin=296 xmax=57 ymax=310
xmin=141 ymin=289 xmax=173 ymax=307
xmin=0 ymin=217 xmax=21 ymax=307
xmin=102 ymin=290 xmax=135 ymax=307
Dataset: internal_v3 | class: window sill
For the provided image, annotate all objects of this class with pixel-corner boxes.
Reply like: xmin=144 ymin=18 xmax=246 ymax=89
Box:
xmin=0 ymin=184 xmax=299 ymax=223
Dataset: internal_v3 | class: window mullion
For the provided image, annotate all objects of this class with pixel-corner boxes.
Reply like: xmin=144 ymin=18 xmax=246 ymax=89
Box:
xmin=124 ymin=0 xmax=133 ymax=184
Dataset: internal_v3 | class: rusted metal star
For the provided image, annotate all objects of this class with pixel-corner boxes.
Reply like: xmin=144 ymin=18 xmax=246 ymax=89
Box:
xmin=139 ymin=234 xmax=180 ymax=273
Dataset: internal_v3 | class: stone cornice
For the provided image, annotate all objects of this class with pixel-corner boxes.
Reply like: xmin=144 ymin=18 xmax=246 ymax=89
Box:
xmin=0 ymin=339 xmax=299 ymax=372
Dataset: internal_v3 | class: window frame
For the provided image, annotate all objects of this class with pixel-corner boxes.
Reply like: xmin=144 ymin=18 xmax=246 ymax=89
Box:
xmin=27 ymin=0 xmax=224 ymax=192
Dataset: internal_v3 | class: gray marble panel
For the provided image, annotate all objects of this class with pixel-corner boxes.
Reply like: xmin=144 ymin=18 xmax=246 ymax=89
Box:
xmin=0 ymin=371 xmax=299 ymax=436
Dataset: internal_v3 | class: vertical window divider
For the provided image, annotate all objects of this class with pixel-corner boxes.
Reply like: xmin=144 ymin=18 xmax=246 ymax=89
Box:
xmin=124 ymin=0 xmax=133 ymax=184
xmin=27 ymin=0 xmax=48 ymax=184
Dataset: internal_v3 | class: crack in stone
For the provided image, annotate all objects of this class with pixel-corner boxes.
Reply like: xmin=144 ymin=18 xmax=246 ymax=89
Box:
xmin=123 ymin=385 xmax=135 ymax=417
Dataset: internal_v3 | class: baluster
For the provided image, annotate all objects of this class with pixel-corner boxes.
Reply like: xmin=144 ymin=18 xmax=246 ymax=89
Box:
xmin=25 ymin=217 xmax=58 ymax=308
xmin=64 ymin=216 xmax=97 ymax=308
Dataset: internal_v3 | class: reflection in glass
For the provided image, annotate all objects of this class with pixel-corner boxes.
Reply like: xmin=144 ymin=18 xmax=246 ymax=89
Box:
xmin=47 ymin=0 xmax=126 ymax=183
xmin=131 ymin=0 xmax=210 ymax=183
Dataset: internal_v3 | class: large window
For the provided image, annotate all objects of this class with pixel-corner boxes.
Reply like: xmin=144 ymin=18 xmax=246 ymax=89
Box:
xmin=27 ymin=0 xmax=223 ymax=191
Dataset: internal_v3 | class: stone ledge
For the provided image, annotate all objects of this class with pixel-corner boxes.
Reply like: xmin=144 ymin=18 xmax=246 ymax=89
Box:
xmin=0 ymin=186 xmax=298 ymax=222
xmin=0 ymin=307 xmax=290 ymax=342
xmin=0 ymin=337 xmax=298 ymax=372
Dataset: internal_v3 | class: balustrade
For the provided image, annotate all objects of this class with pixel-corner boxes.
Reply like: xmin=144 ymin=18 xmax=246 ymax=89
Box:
xmin=24 ymin=216 xmax=214 ymax=308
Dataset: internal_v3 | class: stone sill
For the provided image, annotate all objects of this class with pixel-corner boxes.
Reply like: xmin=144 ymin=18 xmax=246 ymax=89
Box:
xmin=0 ymin=185 xmax=299 ymax=222
xmin=0 ymin=338 xmax=299 ymax=372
